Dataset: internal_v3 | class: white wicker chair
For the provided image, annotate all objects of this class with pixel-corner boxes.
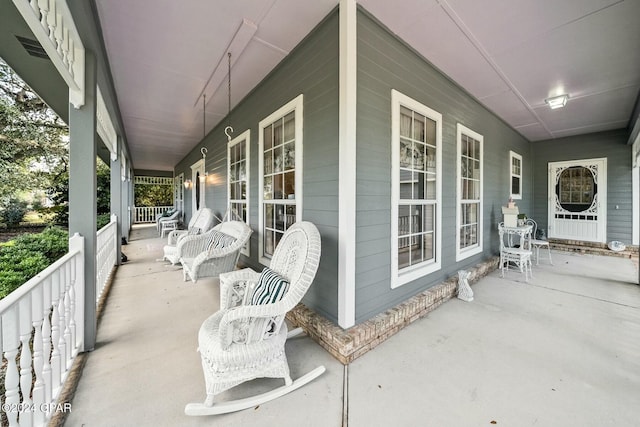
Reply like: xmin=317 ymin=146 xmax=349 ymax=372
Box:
xmin=498 ymin=222 xmax=533 ymax=282
xmin=162 ymin=208 xmax=217 ymax=264
xmin=525 ymin=218 xmax=553 ymax=265
xmin=185 ymin=221 xmax=324 ymax=416
xmin=180 ymin=221 xmax=252 ymax=283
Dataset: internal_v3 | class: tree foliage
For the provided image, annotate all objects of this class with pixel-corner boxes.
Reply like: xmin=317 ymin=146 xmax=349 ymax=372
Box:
xmin=134 ymin=183 xmax=173 ymax=207
xmin=0 ymin=58 xmax=68 ymax=212
xmin=45 ymin=157 xmax=111 ymax=225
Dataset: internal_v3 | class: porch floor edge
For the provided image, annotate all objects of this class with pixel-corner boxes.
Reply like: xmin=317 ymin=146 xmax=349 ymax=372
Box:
xmin=287 ymin=256 xmax=500 ymax=365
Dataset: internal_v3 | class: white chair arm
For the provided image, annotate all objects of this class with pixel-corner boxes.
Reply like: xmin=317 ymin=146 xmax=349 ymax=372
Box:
xmin=219 ymin=301 xmax=288 ymax=350
xmin=177 ymin=234 xmax=212 ymax=259
xmin=219 ymin=268 xmax=260 ymax=309
xmin=167 ymin=229 xmax=189 ymax=246
xmin=188 ymin=248 xmax=241 ymax=284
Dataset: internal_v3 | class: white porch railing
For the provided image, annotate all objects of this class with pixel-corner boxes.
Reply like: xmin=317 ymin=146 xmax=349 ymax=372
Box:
xmin=0 ymin=216 xmax=120 ymax=426
xmin=0 ymin=234 xmax=85 ymax=427
xmin=96 ymin=214 xmax=118 ymax=301
xmin=134 ymin=206 xmax=173 ymax=224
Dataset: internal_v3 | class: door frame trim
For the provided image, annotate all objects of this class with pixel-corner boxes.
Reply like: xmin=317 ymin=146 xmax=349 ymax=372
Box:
xmin=547 ymin=157 xmax=607 ymax=243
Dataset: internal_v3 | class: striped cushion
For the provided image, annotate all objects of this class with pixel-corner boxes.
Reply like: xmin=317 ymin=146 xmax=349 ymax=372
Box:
xmin=251 ymin=268 xmax=290 ymax=305
xmin=205 ymin=230 xmax=236 ymax=251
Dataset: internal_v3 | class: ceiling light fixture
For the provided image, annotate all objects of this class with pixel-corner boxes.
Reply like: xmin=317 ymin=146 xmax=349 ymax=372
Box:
xmin=545 ymin=94 xmax=569 ymax=110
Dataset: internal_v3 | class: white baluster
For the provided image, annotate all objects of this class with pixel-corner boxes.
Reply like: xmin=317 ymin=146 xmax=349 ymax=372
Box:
xmin=50 ymin=270 xmax=61 ymax=399
xmin=42 ymin=278 xmax=53 ymax=411
xmin=46 ymin=0 xmax=56 ymax=45
xmin=19 ymin=297 xmax=34 ymax=427
xmin=68 ymin=275 xmax=77 ymax=354
xmin=32 ymin=284 xmax=46 ymax=425
xmin=61 ymin=27 xmax=70 ymax=68
xmin=67 ymin=37 xmax=75 ymax=78
xmin=57 ymin=277 xmax=68 ymax=375
xmin=38 ymin=0 xmax=49 ymax=30
xmin=29 ymin=0 xmax=40 ymax=17
xmin=54 ymin=12 xmax=64 ymax=58
xmin=63 ymin=262 xmax=72 ymax=367
xmin=2 ymin=306 xmax=20 ymax=427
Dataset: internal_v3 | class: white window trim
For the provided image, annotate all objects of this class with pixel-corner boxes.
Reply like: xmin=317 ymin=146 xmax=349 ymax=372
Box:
xmin=390 ymin=89 xmax=442 ymax=289
xmin=228 ymin=129 xmax=251 ymax=256
xmin=258 ymin=94 xmax=304 ymax=266
xmin=509 ymin=150 xmax=523 ymax=200
xmin=174 ymin=172 xmax=184 ymax=215
xmin=456 ymin=123 xmax=483 ymax=262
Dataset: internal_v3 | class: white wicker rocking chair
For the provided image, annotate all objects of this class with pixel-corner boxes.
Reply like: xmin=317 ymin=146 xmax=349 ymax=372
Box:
xmin=185 ymin=221 xmax=324 ymax=416
xmin=180 ymin=221 xmax=252 ymax=283
xmin=162 ymin=208 xmax=217 ymax=264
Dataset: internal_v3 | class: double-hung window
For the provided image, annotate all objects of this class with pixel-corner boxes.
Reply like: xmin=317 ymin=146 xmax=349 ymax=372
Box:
xmin=258 ymin=95 xmax=303 ymax=265
xmin=456 ymin=124 xmax=483 ymax=261
xmin=228 ymin=129 xmax=250 ymax=255
xmin=391 ymin=90 xmax=442 ymax=288
xmin=510 ymin=151 xmax=522 ymax=200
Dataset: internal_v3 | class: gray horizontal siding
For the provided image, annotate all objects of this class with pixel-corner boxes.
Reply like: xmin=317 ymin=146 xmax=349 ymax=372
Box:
xmin=354 ymin=8 xmax=532 ymax=323
xmin=532 ymin=129 xmax=633 ymax=244
xmin=173 ymin=10 xmax=340 ymax=322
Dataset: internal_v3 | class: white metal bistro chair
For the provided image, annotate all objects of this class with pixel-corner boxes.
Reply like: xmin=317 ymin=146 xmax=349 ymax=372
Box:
xmin=185 ymin=221 xmax=324 ymax=416
xmin=498 ymin=222 xmax=533 ymax=282
xmin=525 ymin=218 xmax=553 ymax=265
xmin=180 ymin=220 xmax=252 ymax=283
xmin=162 ymin=208 xmax=217 ymax=264
xmin=156 ymin=210 xmax=181 ymax=237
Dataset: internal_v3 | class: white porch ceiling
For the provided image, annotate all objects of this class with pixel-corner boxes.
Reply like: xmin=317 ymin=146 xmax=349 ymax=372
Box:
xmin=95 ymin=0 xmax=640 ymax=171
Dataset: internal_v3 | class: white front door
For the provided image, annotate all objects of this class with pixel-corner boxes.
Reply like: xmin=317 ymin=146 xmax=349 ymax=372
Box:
xmin=191 ymin=159 xmax=205 ymax=214
xmin=548 ymin=158 xmax=607 ymax=243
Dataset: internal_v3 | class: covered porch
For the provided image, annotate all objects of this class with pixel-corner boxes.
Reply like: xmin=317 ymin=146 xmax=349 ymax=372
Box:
xmin=1 ymin=0 xmax=639 ymax=425
xmin=61 ymin=225 xmax=640 ymax=426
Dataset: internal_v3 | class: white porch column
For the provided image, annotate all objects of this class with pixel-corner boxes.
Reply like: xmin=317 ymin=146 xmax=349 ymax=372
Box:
xmin=68 ymin=50 xmax=97 ymax=351
xmin=128 ymin=168 xmax=135 ymax=232
xmin=338 ymin=0 xmax=357 ymax=328
xmin=633 ymin=134 xmax=639 ymax=285
xmin=120 ymin=159 xmax=132 ymax=237
xmin=111 ymin=137 xmax=123 ymax=264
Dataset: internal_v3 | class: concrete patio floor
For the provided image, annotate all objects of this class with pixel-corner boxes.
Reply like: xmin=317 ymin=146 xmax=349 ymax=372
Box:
xmin=63 ymin=225 xmax=640 ymax=427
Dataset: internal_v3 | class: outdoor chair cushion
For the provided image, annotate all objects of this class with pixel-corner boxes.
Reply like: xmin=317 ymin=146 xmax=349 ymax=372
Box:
xmin=250 ymin=268 xmax=290 ymax=305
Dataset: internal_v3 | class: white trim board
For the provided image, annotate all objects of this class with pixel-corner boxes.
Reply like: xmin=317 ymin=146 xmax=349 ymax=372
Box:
xmin=338 ymin=0 xmax=357 ymax=328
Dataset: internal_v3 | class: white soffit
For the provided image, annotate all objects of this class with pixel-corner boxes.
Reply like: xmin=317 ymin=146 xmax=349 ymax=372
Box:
xmin=95 ymin=0 xmax=640 ymax=170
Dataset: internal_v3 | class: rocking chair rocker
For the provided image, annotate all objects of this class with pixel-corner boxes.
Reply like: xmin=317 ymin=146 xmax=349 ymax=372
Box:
xmin=185 ymin=221 xmax=324 ymax=416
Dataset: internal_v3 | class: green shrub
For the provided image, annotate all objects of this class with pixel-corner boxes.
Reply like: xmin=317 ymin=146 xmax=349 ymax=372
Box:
xmin=0 ymin=227 xmax=68 ymax=299
xmin=1 ymin=198 xmax=28 ymax=226
xmin=12 ymin=227 xmax=68 ymax=261
xmin=0 ymin=270 xmax=28 ymax=295
xmin=97 ymin=213 xmax=112 ymax=229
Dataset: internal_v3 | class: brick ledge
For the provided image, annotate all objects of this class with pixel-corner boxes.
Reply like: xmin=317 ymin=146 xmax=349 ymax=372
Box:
xmin=287 ymin=256 xmax=499 ymax=365
xmin=549 ymin=239 xmax=638 ymax=259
